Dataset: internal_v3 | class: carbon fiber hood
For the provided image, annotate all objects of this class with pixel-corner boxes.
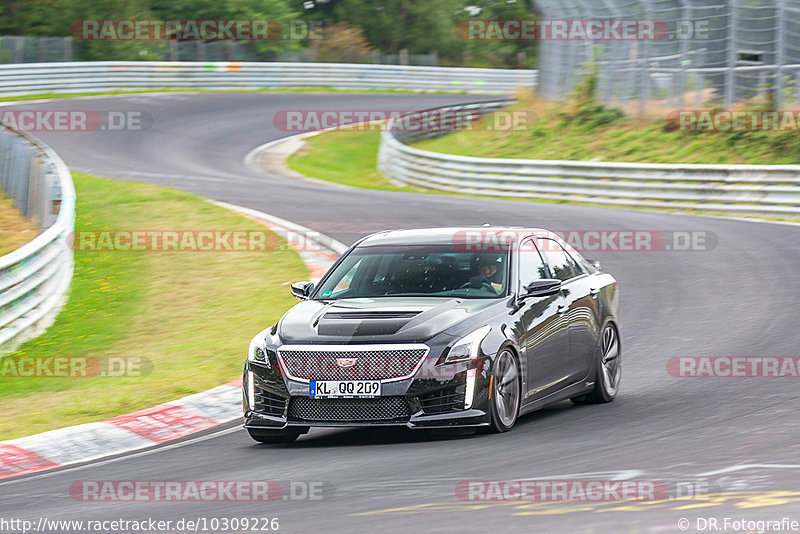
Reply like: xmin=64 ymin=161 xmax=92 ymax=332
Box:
xmin=277 ymin=297 xmax=503 ymax=343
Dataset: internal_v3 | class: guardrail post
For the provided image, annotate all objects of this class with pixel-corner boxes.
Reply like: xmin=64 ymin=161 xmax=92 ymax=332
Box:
xmin=27 ymin=151 xmax=41 ymax=227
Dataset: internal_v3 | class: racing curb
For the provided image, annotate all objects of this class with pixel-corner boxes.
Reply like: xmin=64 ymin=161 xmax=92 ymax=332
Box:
xmin=0 ymin=204 xmax=347 ymax=480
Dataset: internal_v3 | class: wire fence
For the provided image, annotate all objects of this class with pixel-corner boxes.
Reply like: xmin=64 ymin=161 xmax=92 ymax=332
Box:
xmin=533 ymin=0 xmax=800 ymax=114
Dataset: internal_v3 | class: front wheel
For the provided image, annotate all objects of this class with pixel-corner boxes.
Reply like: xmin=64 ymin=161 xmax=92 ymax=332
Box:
xmin=489 ymin=349 xmax=521 ymax=432
xmin=573 ymin=323 xmax=621 ymax=404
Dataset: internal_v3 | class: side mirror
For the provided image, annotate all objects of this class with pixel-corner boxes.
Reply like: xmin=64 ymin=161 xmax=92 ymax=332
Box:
xmin=587 ymin=259 xmax=601 ymax=271
xmin=521 ymin=279 xmax=561 ymax=298
xmin=290 ymin=281 xmax=314 ymax=300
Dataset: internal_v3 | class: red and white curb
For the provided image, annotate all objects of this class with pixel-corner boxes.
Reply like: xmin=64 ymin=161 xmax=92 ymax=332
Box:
xmin=0 ymin=205 xmax=347 ymax=480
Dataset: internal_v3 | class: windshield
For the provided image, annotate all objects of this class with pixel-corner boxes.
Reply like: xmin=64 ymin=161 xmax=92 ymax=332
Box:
xmin=314 ymin=245 xmax=510 ymax=300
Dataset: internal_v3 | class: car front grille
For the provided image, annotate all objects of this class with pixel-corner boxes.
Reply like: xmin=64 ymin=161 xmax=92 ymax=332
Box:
xmin=288 ymin=397 xmax=411 ymax=423
xmin=418 ymin=385 xmax=466 ymax=415
xmin=277 ymin=345 xmax=429 ymax=381
xmin=254 ymin=386 xmax=287 ymax=417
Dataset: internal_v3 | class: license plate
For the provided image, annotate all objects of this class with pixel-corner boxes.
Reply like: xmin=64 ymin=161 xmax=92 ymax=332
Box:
xmin=309 ymin=380 xmax=381 ymax=398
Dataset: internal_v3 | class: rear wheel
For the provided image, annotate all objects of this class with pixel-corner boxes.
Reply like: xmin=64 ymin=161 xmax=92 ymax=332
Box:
xmin=489 ymin=349 xmax=521 ymax=432
xmin=572 ymin=323 xmax=621 ymax=404
xmin=247 ymin=427 xmax=307 ymax=443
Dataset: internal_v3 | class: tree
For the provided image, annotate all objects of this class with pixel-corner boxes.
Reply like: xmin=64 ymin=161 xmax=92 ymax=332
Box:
xmin=313 ymin=21 xmax=371 ymax=63
xmin=150 ymin=0 xmax=302 ymax=60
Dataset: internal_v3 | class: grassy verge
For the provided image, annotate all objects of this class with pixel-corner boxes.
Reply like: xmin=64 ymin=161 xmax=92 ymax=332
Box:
xmin=415 ymin=90 xmax=800 ymax=165
xmin=0 ymin=194 xmax=38 ymax=256
xmin=0 ymin=172 xmax=308 ymax=439
xmin=288 ymin=128 xmax=407 ymax=190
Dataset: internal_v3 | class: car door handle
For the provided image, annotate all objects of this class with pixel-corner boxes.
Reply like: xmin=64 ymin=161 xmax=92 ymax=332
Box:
xmin=557 ymin=304 xmax=569 ymax=315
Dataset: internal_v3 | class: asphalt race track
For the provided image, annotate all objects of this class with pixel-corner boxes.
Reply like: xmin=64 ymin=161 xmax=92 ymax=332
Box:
xmin=2 ymin=93 xmax=800 ymax=532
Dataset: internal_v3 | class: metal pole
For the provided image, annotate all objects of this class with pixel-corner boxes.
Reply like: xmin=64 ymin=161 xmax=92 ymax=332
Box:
xmin=775 ymin=0 xmax=786 ymax=108
xmin=639 ymin=0 xmax=654 ymax=117
xmin=677 ymin=0 xmax=691 ymax=110
xmin=696 ymin=69 xmax=703 ymax=107
xmin=725 ymin=0 xmax=738 ymax=108
xmin=600 ymin=0 xmax=622 ymax=105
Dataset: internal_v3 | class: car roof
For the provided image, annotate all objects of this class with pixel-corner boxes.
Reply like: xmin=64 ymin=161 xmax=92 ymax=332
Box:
xmin=357 ymin=227 xmax=556 ymax=247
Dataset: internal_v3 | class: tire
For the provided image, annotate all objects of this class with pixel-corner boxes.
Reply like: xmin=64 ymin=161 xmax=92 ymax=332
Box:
xmin=247 ymin=428 xmax=306 ymax=443
xmin=488 ymin=349 xmax=521 ymax=432
xmin=572 ymin=323 xmax=621 ymax=404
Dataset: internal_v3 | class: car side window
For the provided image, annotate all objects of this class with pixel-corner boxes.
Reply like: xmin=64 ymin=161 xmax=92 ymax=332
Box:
xmin=567 ymin=250 xmax=588 ymax=275
xmin=565 ymin=250 xmax=586 ymax=276
xmin=536 ymin=239 xmax=579 ymax=281
xmin=578 ymin=256 xmax=596 ymax=274
xmin=518 ymin=239 xmax=549 ymax=292
xmin=330 ymin=257 xmax=364 ymax=296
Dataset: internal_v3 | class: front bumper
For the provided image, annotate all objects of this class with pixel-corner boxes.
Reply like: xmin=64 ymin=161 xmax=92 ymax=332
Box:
xmin=242 ymin=357 xmax=492 ymax=430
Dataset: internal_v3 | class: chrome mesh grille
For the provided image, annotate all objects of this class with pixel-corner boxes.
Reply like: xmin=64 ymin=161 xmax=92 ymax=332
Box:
xmin=288 ymin=397 xmax=410 ymax=422
xmin=278 ymin=346 xmax=428 ymax=380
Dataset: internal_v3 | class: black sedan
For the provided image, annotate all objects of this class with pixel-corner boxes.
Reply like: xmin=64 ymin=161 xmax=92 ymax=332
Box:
xmin=242 ymin=227 xmax=620 ymax=442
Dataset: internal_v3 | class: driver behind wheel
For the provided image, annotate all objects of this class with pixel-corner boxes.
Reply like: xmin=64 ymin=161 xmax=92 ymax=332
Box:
xmin=469 ymin=254 xmax=504 ymax=293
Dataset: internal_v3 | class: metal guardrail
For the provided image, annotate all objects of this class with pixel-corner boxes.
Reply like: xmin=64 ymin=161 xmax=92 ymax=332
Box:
xmin=0 ymin=61 xmax=537 ymax=96
xmin=0 ymin=126 xmax=75 ymax=354
xmin=378 ymin=101 xmax=800 ymax=218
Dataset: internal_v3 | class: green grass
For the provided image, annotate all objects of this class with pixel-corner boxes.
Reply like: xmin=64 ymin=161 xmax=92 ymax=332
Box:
xmin=0 ymin=172 xmax=308 ymax=439
xmin=414 ymin=94 xmax=800 ymax=165
xmin=288 ymin=127 xmax=410 ymax=190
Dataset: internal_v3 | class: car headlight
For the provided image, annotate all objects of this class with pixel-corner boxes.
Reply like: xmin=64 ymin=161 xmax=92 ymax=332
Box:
xmin=247 ymin=333 xmax=272 ymax=367
xmin=444 ymin=326 xmax=491 ymax=364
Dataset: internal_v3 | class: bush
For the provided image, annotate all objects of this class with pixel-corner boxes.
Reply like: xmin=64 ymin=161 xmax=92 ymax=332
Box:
xmin=313 ymin=21 xmax=373 ymax=63
xmin=559 ymin=51 xmax=625 ymax=129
